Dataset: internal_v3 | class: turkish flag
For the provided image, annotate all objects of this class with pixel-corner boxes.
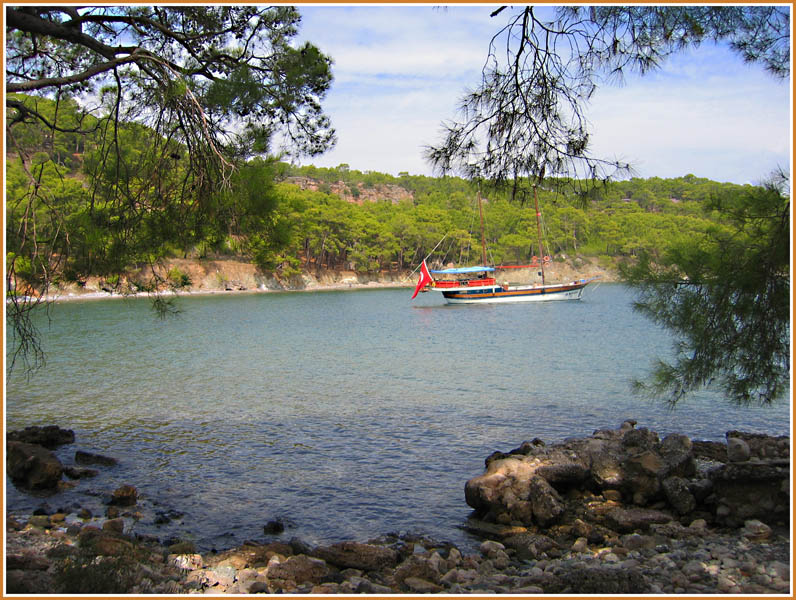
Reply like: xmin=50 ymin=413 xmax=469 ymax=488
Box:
xmin=411 ymin=259 xmax=433 ymax=299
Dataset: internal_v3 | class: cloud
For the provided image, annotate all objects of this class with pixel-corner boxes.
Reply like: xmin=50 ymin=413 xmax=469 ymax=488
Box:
xmin=294 ymin=6 xmax=791 ymax=183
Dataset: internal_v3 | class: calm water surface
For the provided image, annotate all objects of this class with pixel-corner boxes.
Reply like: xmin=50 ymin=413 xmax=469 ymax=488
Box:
xmin=5 ymin=284 xmax=790 ymax=550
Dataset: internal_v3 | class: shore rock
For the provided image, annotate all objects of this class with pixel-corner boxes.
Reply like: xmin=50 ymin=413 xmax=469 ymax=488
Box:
xmin=4 ymin=422 xmax=790 ymax=595
xmin=7 ymin=441 xmax=64 ymax=491
xmin=312 ymin=541 xmax=399 ymax=571
xmin=75 ymin=450 xmax=119 ymax=467
xmin=109 ymin=484 xmax=138 ymax=507
xmin=8 ymin=426 xmax=75 ymax=449
xmin=464 ymin=421 xmax=789 ymax=530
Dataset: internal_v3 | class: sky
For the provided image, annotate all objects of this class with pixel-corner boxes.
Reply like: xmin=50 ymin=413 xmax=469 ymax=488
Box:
xmin=293 ymin=4 xmax=792 ymax=186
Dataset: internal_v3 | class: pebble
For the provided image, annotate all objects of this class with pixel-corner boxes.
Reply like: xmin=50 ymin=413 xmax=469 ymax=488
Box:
xmin=5 ymin=501 xmax=791 ymax=595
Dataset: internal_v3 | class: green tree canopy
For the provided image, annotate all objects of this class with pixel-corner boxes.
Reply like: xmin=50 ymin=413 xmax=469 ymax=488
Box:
xmin=622 ymin=172 xmax=790 ymax=406
xmin=5 ymin=5 xmax=335 ymax=371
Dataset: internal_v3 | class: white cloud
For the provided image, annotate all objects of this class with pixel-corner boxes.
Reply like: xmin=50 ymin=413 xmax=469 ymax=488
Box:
xmin=294 ymin=6 xmax=791 ymax=183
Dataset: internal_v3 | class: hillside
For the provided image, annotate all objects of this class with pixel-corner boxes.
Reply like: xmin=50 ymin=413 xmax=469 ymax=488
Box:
xmin=6 ymin=94 xmax=757 ymax=300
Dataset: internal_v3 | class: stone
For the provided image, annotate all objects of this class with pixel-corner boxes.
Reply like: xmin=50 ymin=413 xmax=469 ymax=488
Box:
xmin=555 ymin=565 xmax=651 ymax=594
xmin=6 ymin=553 xmax=51 ymax=571
xmin=620 ymin=533 xmax=655 ymax=551
xmin=591 ymin=452 xmax=624 ymax=489
xmin=109 ymin=484 xmax=138 ymax=506
xmin=27 ymin=515 xmax=52 ymax=529
xmin=502 ymin=532 xmax=558 ymax=560
xmin=267 ymin=554 xmax=330 ymax=586
xmin=207 ymin=565 xmax=236 ymax=587
xmin=662 ymin=476 xmax=697 ymax=514
xmin=622 ymin=427 xmax=659 ymax=450
xmin=605 ymin=507 xmax=673 ymax=533
xmin=7 ymin=441 xmax=64 ymax=491
xmin=169 ymin=553 xmax=204 ymax=570
xmin=263 ymin=519 xmax=284 ymax=534
xmin=479 ymin=540 xmax=505 ymax=557
xmin=727 ymin=438 xmax=751 ymax=463
xmin=102 ymin=518 xmax=125 ymax=534
xmin=621 ymin=450 xmax=663 ymax=504
xmin=75 ymin=450 xmax=118 ymax=466
xmin=82 ymin=533 xmax=134 ymax=556
xmin=528 ymin=475 xmax=565 ymax=526
xmin=571 ymin=537 xmax=589 ymax=553
xmin=535 ymin=461 xmax=591 ymax=486
xmin=658 ymin=433 xmax=696 ymax=478
xmin=8 ymin=425 xmax=75 ymax=449
xmin=403 ymin=576 xmax=443 ymax=593
xmin=168 ymin=540 xmax=197 ymax=554
xmin=312 ymin=541 xmax=399 ymax=571
xmin=741 ymin=519 xmax=772 ymax=541
xmin=393 ymin=555 xmax=442 ymax=587
xmin=63 ymin=466 xmax=99 ymax=479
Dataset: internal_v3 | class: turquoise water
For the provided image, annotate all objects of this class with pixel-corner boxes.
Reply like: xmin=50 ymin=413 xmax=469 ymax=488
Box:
xmin=5 ymin=284 xmax=790 ymax=550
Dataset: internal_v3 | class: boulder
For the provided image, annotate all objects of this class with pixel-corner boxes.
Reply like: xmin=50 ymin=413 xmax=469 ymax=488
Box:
xmin=727 ymin=431 xmax=790 ymax=460
xmin=6 ymin=441 xmax=64 ymax=491
xmin=75 ymin=450 xmax=118 ymax=467
xmin=658 ymin=433 xmax=696 ymax=478
xmin=7 ymin=425 xmax=75 ymax=449
xmin=267 ymin=555 xmax=330 ymax=586
xmin=311 ymin=541 xmax=398 ymax=572
xmin=621 ymin=450 xmax=663 ymax=504
xmin=727 ymin=437 xmax=751 ymax=463
xmin=109 ymin=484 xmax=138 ymax=506
xmin=662 ymin=476 xmax=697 ymax=515
xmin=622 ymin=427 xmax=659 ymax=450
xmin=709 ymin=461 xmax=789 ymax=526
xmin=393 ymin=555 xmax=442 ymax=588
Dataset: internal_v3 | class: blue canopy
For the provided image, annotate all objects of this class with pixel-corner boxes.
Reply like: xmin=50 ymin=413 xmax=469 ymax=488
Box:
xmin=430 ymin=266 xmax=495 ymax=274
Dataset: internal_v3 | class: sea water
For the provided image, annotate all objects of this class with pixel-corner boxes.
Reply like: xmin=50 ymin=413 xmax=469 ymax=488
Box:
xmin=5 ymin=284 xmax=790 ymax=550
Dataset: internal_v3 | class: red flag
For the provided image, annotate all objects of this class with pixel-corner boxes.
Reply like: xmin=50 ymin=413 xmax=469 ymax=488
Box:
xmin=411 ymin=260 xmax=433 ymax=299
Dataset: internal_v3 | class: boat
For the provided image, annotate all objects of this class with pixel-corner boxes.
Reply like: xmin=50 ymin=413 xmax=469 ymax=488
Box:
xmin=411 ymin=187 xmax=598 ymax=304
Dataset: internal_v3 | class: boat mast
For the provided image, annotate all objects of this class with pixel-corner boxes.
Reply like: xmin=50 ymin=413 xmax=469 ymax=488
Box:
xmin=477 ymin=189 xmax=488 ymax=268
xmin=533 ymin=185 xmax=546 ymax=286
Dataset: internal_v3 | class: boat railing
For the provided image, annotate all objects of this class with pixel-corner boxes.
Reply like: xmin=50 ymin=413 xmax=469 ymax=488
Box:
xmin=433 ymin=278 xmax=496 ymax=288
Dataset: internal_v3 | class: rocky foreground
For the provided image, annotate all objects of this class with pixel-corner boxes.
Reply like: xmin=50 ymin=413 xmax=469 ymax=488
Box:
xmin=5 ymin=421 xmax=791 ymax=595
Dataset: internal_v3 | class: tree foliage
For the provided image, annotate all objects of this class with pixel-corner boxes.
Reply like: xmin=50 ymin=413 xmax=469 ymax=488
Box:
xmin=5 ymin=6 xmax=335 ymax=371
xmin=622 ymin=172 xmax=790 ymax=406
xmin=426 ymin=5 xmax=789 ymax=196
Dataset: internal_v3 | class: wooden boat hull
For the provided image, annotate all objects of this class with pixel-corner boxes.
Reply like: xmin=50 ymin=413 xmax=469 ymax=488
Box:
xmin=439 ymin=281 xmax=589 ymax=304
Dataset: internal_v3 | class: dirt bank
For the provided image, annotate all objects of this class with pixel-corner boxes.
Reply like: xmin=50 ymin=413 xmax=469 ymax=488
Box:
xmin=47 ymin=256 xmax=618 ymax=301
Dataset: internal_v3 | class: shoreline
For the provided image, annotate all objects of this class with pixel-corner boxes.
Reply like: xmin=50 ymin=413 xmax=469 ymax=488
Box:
xmin=11 ymin=255 xmax=618 ymax=304
xmin=6 ymin=422 xmax=791 ymax=594
xmin=33 ymin=281 xmax=416 ymax=304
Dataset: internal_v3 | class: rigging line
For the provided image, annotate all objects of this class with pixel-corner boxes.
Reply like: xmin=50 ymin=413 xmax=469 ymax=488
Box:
xmin=404 ymin=233 xmax=448 ymax=280
xmin=438 ymin=235 xmax=457 ymax=268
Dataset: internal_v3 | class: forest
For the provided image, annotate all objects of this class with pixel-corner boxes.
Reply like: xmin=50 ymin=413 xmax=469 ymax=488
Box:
xmin=6 ymin=93 xmax=757 ymax=289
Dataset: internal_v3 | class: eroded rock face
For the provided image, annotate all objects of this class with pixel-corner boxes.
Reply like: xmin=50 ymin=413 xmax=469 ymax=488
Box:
xmin=464 ymin=421 xmax=790 ymax=529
